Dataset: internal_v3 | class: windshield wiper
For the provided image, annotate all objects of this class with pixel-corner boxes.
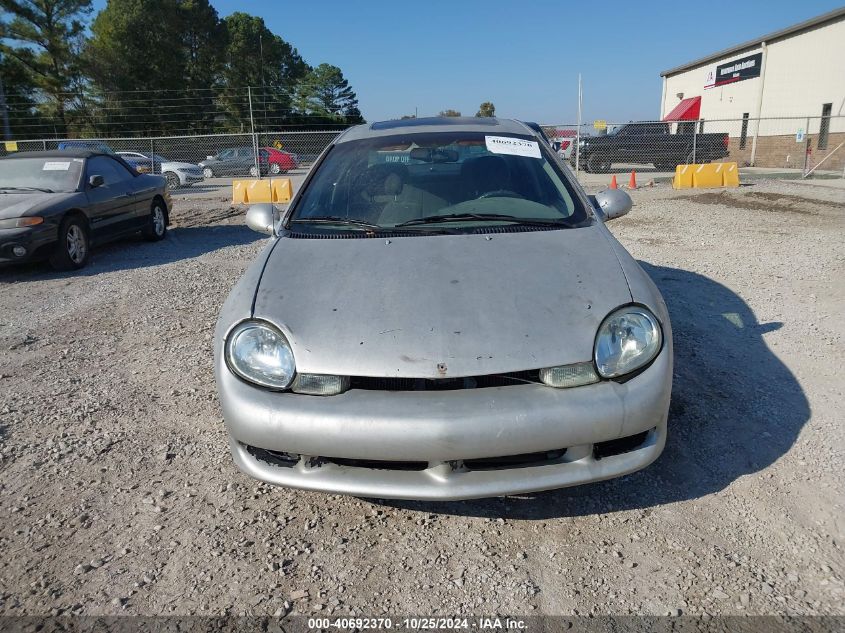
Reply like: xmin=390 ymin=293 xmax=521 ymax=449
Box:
xmin=395 ymin=213 xmax=570 ymax=228
xmin=0 ymin=186 xmax=56 ymax=193
xmin=289 ymin=216 xmax=384 ymax=231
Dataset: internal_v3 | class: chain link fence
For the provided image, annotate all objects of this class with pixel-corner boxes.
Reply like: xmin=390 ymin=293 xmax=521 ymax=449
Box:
xmin=2 ymin=115 xmax=842 ymax=192
xmin=543 ymin=115 xmax=845 ymax=179
xmin=0 ymin=130 xmax=344 ymax=189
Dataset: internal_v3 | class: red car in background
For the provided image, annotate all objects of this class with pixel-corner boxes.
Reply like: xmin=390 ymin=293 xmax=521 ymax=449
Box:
xmin=263 ymin=147 xmax=298 ymax=174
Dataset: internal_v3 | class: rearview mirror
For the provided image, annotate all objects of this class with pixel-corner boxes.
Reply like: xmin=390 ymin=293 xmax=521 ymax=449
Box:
xmin=592 ymin=189 xmax=632 ymax=221
xmin=409 ymin=148 xmax=459 ymax=163
xmin=88 ymin=175 xmax=104 ymax=188
xmin=245 ymin=203 xmax=277 ymax=236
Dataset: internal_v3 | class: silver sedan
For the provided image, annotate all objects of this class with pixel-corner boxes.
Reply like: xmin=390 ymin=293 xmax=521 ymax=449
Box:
xmin=214 ymin=117 xmax=672 ymax=500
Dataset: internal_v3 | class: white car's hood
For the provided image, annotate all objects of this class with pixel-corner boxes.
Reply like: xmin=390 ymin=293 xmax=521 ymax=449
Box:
xmin=252 ymin=226 xmax=633 ymax=378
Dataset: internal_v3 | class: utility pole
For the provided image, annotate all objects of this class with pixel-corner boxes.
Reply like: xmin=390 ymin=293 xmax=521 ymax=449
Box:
xmin=248 ymin=86 xmax=260 ymax=178
xmin=575 ymin=74 xmax=582 ymax=176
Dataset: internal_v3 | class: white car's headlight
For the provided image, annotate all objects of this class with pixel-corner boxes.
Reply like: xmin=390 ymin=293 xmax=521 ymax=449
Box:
xmin=225 ymin=321 xmax=295 ymax=389
xmin=594 ymin=306 xmax=662 ymax=378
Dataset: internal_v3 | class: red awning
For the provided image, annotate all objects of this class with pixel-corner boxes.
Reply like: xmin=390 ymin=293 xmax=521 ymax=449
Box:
xmin=663 ymin=96 xmax=701 ymax=121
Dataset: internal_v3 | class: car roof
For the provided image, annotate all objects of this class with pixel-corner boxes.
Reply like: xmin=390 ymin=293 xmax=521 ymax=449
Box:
xmin=337 ymin=117 xmax=537 ymax=143
xmin=1 ymin=149 xmax=109 ymax=159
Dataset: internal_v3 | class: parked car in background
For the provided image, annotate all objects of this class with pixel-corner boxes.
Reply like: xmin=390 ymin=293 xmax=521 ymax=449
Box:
xmin=262 ymin=147 xmax=298 ymax=174
xmin=57 ymin=140 xmax=116 ymax=154
xmin=0 ymin=150 xmax=170 ymax=270
xmin=571 ymin=121 xmax=730 ymax=173
xmin=214 ymin=117 xmax=672 ymax=500
xmin=199 ymin=147 xmax=269 ymax=178
xmin=116 ymin=151 xmax=204 ymax=189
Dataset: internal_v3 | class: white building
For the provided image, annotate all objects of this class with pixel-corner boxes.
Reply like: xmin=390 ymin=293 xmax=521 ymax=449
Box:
xmin=659 ymin=8 xmax=845 ymax=170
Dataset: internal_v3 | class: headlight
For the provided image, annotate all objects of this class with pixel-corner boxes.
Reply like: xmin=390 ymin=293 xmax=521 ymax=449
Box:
xmin=0 ymin=216 xmax=44 ymax=229
xmin=225 ymin=321 xmax=295 ymax=389
xmin=594 ymin=306 xmax=662 ymax=378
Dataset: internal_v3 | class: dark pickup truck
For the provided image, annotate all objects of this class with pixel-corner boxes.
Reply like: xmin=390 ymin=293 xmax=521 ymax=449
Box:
xmin=571 ymin=122 xmax=730 ymax=173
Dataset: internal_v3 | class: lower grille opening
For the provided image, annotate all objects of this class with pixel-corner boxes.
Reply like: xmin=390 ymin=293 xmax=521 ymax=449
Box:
xmin=247 ymin=445 xmax=299 ymax=468
xmin=593 ymin=430 xmax=650 ymax=459
xmin=326 ymin=457 xmax=428 ymax=471
xmin=464 ymin=448 xmax=568 ymax=471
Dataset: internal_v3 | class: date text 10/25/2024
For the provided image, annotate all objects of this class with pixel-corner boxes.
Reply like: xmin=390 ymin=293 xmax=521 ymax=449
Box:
xmin=306 ymin=618 xmax=528 ymax=630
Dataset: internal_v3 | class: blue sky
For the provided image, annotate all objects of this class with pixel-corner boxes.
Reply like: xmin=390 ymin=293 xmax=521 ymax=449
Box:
xmin=91 ymin=0 xmax=843 ymax=123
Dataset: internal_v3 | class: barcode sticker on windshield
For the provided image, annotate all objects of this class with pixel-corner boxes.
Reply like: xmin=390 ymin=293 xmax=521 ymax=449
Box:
xmin=43 ymin=161 xmax=71 ymax=171
xmin=485 ymin=136 xmax=541 ymax=159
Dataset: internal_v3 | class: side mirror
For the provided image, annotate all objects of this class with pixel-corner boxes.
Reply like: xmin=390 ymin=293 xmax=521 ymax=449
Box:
xmin=245 ymin=203 xmax=277 ymax=236
xmin=88 ymin=175 xmax=104 ymax=188
xmin=592 ymin=189 xmax=632 ymax=221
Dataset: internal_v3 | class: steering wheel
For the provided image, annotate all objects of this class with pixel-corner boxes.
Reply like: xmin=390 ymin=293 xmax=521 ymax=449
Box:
xmin=477 ymin=189 xmax=525 ymax=200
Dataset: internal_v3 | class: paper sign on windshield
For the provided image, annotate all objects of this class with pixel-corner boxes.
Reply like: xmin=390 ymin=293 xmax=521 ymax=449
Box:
xmin=485 ymin=136 xmax=541 ymax=159
xmin=43 ymin=161 xmax=71 ymax=171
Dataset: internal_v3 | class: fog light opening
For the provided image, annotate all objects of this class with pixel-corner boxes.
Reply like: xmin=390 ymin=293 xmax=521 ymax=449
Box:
xmin=12 ymin=246 xmax=27 ymax=258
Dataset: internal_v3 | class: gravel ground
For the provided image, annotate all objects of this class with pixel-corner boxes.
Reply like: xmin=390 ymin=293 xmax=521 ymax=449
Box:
xmin=0 ymin=179 xmax=843 ymax=618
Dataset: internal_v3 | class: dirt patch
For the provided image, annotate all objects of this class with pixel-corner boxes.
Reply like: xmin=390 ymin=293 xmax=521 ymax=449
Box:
xmin=675 ymin=190 xmax=843 ymax=216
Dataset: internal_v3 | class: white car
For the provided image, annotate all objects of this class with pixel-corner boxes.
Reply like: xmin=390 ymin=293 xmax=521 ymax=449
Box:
xmin=116 ymin=152 xmax=204 ymax=189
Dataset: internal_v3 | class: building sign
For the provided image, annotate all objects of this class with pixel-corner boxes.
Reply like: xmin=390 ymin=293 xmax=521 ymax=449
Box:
xmin=705 ymin=52 xmax=763 ymax=88
xmin=593 ymin=120 xmax=607 ymax=131
xmin=796 ymin=128 xmax=805 ymax=142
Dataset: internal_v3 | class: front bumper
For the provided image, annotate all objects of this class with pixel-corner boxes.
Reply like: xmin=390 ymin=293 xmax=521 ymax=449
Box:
xmin=0 ymin=225 xmax=57 ymax=265
xmin=218 ymin=347 xmax=672 ymax=500
xmin=179 ymin=172 xmax=204 ymax=184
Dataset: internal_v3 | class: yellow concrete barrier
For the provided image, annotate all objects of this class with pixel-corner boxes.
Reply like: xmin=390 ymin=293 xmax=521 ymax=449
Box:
xmin=232 ymin=178 xmax=292 ymax=204
xmin=672 ymin=162 xmax=740 ymax=189
xmin=672 ymin=164 xmax=693 ymax=189
xmin=722 ymin=162 xmax=740 ymax=187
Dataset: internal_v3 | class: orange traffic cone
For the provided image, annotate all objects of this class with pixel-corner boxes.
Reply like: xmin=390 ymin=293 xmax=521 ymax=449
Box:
xmin=628 ymin=170 xmax=638 ymax=190
xmin=609 ymin=175 xmax=618 ymax=189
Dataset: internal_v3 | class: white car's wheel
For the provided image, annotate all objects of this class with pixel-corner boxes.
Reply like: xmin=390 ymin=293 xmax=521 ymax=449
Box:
xmin=164 ymin=172 xmax=181 ymax=189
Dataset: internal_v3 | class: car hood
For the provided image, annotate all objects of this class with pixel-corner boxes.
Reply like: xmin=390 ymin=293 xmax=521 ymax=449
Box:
xmin=253 ymin=225 xmax=634 ymax=379
xmin=163 ymin=161 xmax=199 ymax=170
xmin=0 ymin=192 xmax=76 ymax=220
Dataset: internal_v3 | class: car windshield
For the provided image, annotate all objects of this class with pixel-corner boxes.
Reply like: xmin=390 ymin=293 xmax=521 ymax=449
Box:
xmin=0 ymin=157 xmax=84 ymax=193
xmin=289 ymin=131 xmax=589 ymax=232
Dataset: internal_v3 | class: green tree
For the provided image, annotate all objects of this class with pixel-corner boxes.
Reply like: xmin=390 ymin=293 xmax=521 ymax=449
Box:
xmin=475 ymin=101 xmax=495 ymax=117
xmin=220 ymin=12 xmax=308 ymax=130
xmin=84 ymin=0 xmax=186 ymax=134
xmin=171 ymin=0 xmax=225 ymax=132
xmin=84 ymin=0 xmax=226 ymax=134
xmin=293 ymin=63 xmax=362 ymax=124
xmin=0 ymin=52 xmax=52 ymax=138
xmin=180 ymin=0 xmax=225 ymax=90
xmin=0 ymin=0 xmax=93 ymax=135
xmin=438 ymin=109 xmax=461 ymax=117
